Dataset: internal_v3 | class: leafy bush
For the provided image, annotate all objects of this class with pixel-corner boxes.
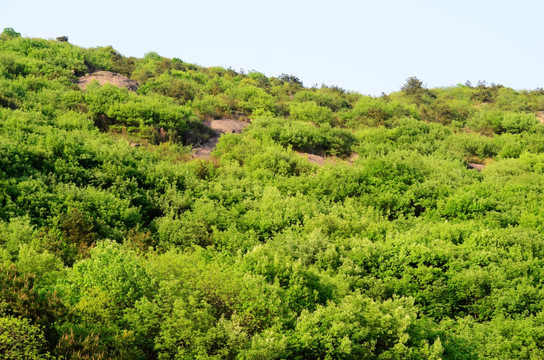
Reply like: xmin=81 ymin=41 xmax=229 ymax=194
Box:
xmin=294 ymin=89 xmax=351 ymax=112
xmin=401 ymin=76 xmax=425 ymax=95
xmin=289 ymin=100 xmax=333 ymax=124
xmin=290 ymin=294 xmax=438 ymax=359
xmin=339 ymin=96 xmax=417 ymax=127
xmin=137 ymin=72 xmax=202 ymax=102
xmin=468 ymin=109 xmax=538 ymax=134
xmin=85 ymin=82 xmax=199 ymax=141
xmin=225 ymin=83 xmax=276 ymax=115
xmin=213 ymin=133 xmax=314 ymax=176
xmin=420 ymin=98 xmax=470 ymax=125
xmin=0 ymin=316 xmax=50 ymax=359
xmin=1 ymin=28 xmax=21 ymax=39
xmin=246 ymin=116 xmax=356 ymax=156
xmin=191 ymin=94 xmax=229 ymax=119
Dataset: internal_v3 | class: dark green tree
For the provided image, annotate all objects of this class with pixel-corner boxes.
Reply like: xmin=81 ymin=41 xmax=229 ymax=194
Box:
xmin=1 ymin=28 xmax=21 ymax=38
xmin=401 ymin=76 xmax=425 ymax=95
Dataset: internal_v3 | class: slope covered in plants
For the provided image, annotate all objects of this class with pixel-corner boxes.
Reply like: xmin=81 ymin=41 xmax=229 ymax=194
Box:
xmin=2 ymin=28 xmax=544 ymax=359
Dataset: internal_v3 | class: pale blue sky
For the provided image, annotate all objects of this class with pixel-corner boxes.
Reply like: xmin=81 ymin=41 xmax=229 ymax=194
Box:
xmin=2 ymin=0 xmax=543 ymax=95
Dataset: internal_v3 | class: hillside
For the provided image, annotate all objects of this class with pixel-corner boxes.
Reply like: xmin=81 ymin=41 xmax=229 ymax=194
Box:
xmin=2 ymin=28 xmax=544 ymax=359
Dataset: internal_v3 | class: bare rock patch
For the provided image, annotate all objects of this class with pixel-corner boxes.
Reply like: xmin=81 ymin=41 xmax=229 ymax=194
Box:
xmin=77 ymin=71 xmax=138 ymax=92
xmin=192 ymin=119 xmax=250 ymax=158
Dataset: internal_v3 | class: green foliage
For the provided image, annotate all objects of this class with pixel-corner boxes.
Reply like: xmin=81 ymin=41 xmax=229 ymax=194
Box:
xmin=401 ymin=76 xmax=425 ymax=95
xmin=0 ymin=264 xmax=65 ymax=350
xmin=0 ymin=316 xmax=50 ymax=360
xmin=154 ymin=215 xmax=213 ymax=249
xmin=85 ymin=82 xmax=198 ymax=141
xmin=126 ymin=249 xmax=285 ymax=359
xmin=226 ymin=83 xmax=276 ymax=115
xmin=138 ymin=71 xmax=202 ymax=102
xmin=472 ymin=81 xmax=504 ymax=103
xmin=278 ymin=73 xmax=303 ymax=87
xmin=191 ymin=93 xmax=229 ymax=118
xmin=0 ymin=216 xmax=36 ymax=259
xmin=3 ymin=32 xmax=544 ymax=359
xmin=54 ymin=241 xmax=154 ymax=359
xmin=339 ymin=96 xmax=417 ymax=127
xmin=246 ymin=116 xmax=356 ymax=156
xmin=294 ymin=89 xmax=351 ymax=112
xmin=468 ymin=109 xmax=538 ymax=134
xmin=289 ymin=100 xmax=333 ymax=124
xmin=213 ymin=133 xmax=315 ymax=176
xmin=420 ymin=98 xmax=470 ymax=125
xmin=83 ymin=46 xmax=135 ymax=76
xmin=1 ymin=28 xmax=21 ymax=39
xmin=291 ymin=294 xmax=432 ymax=359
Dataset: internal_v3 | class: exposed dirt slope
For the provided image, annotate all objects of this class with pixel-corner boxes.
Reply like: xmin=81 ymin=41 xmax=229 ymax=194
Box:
xmin=208 ymin=119 xmax=247 ymax=134
xmin=77 ymin=71 xmax=138 ymax=92
xmin=296 ymin=151 xmax=326 ymax=165
xmin=193 ymin=119 xmax=250 ymax=158
xmin=538 ymin=111 xmax=544 ymax=125
xmin=468 ymin=162 xmax=485 ymax=172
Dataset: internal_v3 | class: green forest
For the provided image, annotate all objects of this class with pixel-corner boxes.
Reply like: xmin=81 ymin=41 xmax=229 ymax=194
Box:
xmin=2 ymin=28 xmax=544 ymax=359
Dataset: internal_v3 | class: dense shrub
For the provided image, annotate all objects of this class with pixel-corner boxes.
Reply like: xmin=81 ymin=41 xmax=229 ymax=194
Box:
xmin=0 ymin=316 xmax=50 ymax=359
xmin=467 ymin=109 xmax=538 ymax=134
xmin=339 ymin=96 xmax=417 ymax=127
xmin=246 ymin=116 xmax=356 ymax=156
xmin=289 ymin=100 xmax=334 ymax=124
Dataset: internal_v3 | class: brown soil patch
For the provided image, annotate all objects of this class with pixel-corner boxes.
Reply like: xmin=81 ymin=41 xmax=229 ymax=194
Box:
xmin=537 ymin=111 xmax=544 ymax=125
xmin=468 ymin=162 xmax=485 ymax=172
xmin=349 ymin=153 xmax=359 ymax=163
xmin=207 ymin=119 xmax=248 ymax=134
xmin=77 ymin=71 xmax=139 ymax=92
xmin=296 ymin=152 xmax=326 ymax=165
xmin=193 ymin=119 xmax=250 ymax=158
xmin=193 ymin=137 xmax=219 ymax=158
xmin=296 ymin=152 xmax=360 ymax=166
